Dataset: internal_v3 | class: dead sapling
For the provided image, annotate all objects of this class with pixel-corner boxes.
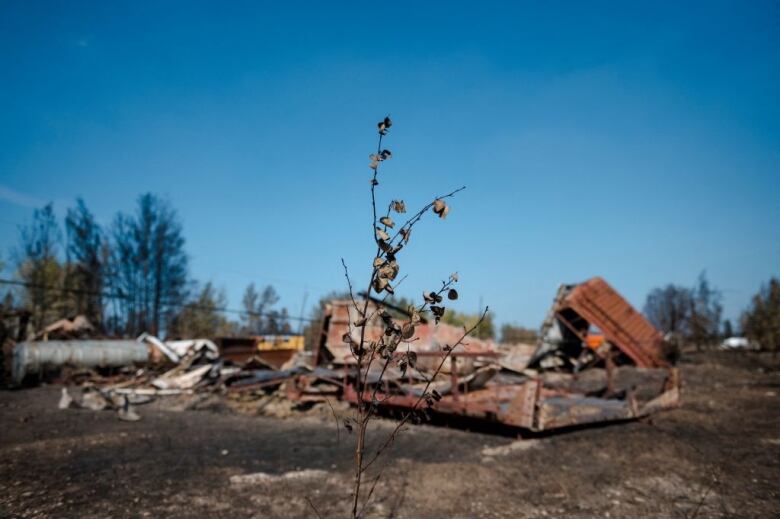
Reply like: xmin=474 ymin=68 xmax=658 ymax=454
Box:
xmin=338 ymin=116 xmax=488 ymax=518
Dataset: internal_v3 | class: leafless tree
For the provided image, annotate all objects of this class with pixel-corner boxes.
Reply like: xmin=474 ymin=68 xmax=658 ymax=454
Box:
xmin=15 ymin=203 xmax=63 ymax=329
xmin=742 ymin=277 xmax=780 ymax=351
xmin=339 ymin=116 xmax=487 ymax=517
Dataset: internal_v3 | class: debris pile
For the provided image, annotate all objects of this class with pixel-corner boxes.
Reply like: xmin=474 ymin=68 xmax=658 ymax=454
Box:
xmin=312 ymin=277 xmax=680 ymax=431
xmin=3 ymin=277 xmax=681 ymax=431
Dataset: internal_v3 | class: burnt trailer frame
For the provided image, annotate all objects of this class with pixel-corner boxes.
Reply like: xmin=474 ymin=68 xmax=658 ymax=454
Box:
xmin=339 ymin=351 xmax=680 ymax=432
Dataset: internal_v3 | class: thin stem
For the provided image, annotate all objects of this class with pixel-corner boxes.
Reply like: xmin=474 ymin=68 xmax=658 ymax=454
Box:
xmin=361 ymin=307 xmax=489 ymax=473
xmin=352 ymin=129 xmax=386 ymax=518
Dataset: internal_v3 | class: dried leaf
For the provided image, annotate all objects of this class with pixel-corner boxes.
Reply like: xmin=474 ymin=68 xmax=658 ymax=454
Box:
xmin=380 ymin=149 xmax=392 ymax=160
xmin=369 ymin=159 xmax=379 ymax=170
xmin=354 ymin=317 xmax=367 ymax=327
xmin=432 ymin=199 xmax=450 ymax=219
xmin=448 ymin=289 xmax=458 ymax=300
xmin=378 ymin=260 xmax=399 ymax=281
xmin=423 ymin=291 xmax=442 ymax=304
xmin=379 ymin=216 xmax=394 ymax=228
xmin=373 ymin=276 xmax=389 ymax=293
xmin=450 ymin=272 xmax=459 ymax=282
xmin=401 ymin=322 xmax=415 ymax=340
xmin=407 ymin=351 xmax=417 ymax=368
xmin=430 ymin=305 xmax=445 ymax=323
xmin=375 ymin=227 xmax=390 ymax=241
xmin=378 ymin=116 xmax=392 ymax=135
xmin=392 ymin=200 xmax=406 ymax=213
xmin=409 ymin=306 xmax=422 ymax=325
xmin=370 ymin=178 xmax=379 ymax=186
xmin=400 ymin=228 xmax=411 ymax=243
xmin=373 ymin=257 xmax=385 ymax=268
xmin=431 ymin=389 xmax=442 ymax=401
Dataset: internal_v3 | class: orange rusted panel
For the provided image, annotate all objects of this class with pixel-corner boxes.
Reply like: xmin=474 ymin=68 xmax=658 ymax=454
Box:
xmin=562 ymin=277 xmax=667 ymax=368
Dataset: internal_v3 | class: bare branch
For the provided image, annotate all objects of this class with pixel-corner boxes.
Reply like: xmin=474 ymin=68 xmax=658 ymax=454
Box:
xmin=357 ymin=472 xmax=383 ymax=518
xmin=341 ymin=258 xmax=362 ymax=315
xmin=381 ymin=185 xmax=466 ymax=256
xmin=325 ymin=397 xmax=341 ymax=447
xmin=306 ymin=497 xmax=324 ymax=519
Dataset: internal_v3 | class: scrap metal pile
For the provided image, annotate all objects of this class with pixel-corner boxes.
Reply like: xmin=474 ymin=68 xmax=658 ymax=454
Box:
xmin=2 ymin=316 xmax=319 ymax=420
xmin=304 ymin=276 xmax=680 ymax=431
xmin=2 ymin=277 xmax=680 ymax=430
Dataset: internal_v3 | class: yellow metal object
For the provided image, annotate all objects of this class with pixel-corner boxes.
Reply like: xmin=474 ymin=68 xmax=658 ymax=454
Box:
xmin=255 ymin=335 xmax=304 ymax=352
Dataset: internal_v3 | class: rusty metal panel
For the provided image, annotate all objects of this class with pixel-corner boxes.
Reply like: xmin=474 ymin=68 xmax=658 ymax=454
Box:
xmin=562 ymin=277 xmax=667 ymax=368
xmin=537 ymin=395 xmax=634 ymax=430
xmin=501 ymin=379 xmax=539 ymax=429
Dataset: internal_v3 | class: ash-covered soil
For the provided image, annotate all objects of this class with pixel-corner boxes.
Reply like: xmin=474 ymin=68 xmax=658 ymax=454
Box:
xmin=1 ymin=351 xmax=778 ymax=518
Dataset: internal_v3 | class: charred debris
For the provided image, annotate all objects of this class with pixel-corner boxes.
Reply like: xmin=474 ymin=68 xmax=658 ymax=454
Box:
xmin=1 ymin=277 xmax=680 ymax=431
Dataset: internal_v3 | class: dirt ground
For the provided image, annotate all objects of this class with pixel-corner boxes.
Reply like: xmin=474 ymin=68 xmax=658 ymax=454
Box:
xmin=1 ymin=351 xmax=778 ymax=518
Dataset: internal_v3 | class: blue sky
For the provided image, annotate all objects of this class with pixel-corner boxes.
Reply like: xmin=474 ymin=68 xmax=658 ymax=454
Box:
xmin=0 ymin=1 xmax=778 ymax=329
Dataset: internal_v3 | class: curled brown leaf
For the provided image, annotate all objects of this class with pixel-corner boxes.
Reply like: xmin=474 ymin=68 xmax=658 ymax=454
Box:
xmin=401 ymin=322 xmax=415 ymax=340
xmin=432 ymin=199 xmax=450 ymax=219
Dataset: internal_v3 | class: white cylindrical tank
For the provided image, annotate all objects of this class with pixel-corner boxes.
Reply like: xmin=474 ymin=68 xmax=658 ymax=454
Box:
xmin=12 ymin=340 xmax=149 ymax=385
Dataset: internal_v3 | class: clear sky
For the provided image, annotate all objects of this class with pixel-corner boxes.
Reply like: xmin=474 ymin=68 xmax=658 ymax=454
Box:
xmin=0 ymin=1 xmax=778 ymax=330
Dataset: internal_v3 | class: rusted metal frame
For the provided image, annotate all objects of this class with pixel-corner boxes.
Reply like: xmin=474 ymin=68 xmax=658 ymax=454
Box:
xmin=556 ymin=308 xmax=621 ymax=365
xmin=312 ymin=305 xmax=333 ymax=367
xmin=500 ymin=379 xmax=540 ymax=429
xmin=573 ymin=293 xmax=659 ymax=368
xmin=554 ymin=311 xmax=588 ymax=342
xmin=588 ymin=305 xmax=652 ymax=365
xmin=343 ymin=383 xmax=514 ymax=422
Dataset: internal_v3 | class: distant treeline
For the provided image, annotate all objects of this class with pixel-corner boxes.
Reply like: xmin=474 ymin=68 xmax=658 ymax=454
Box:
xmin=2 ymin=194 xmax=293 ymax=339
xmin=2 ymin=195 xmax=777 ymax=350
xmin=643 ymin=272 xmax=779 ymax=351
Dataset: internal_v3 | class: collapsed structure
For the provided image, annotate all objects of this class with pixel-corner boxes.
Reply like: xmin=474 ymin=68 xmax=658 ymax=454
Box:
xmin=3 ymin=277 xmax=680 ymax=431
xmin=302 ymin=277 xmax=680 ymax=431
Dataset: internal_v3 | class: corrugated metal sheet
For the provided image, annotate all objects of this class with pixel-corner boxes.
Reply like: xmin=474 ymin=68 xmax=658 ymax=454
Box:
xmin=562 ymin=277 xmax=667 ymax=368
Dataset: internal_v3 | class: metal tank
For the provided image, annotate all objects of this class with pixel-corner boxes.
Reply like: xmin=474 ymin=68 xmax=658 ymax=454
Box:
xmin=12 ymin=340 xmax=149 ymax=385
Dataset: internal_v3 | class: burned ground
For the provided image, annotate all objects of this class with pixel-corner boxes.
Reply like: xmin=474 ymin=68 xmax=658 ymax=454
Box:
xmin=1 ymin=351 xmax=778 ymax=518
